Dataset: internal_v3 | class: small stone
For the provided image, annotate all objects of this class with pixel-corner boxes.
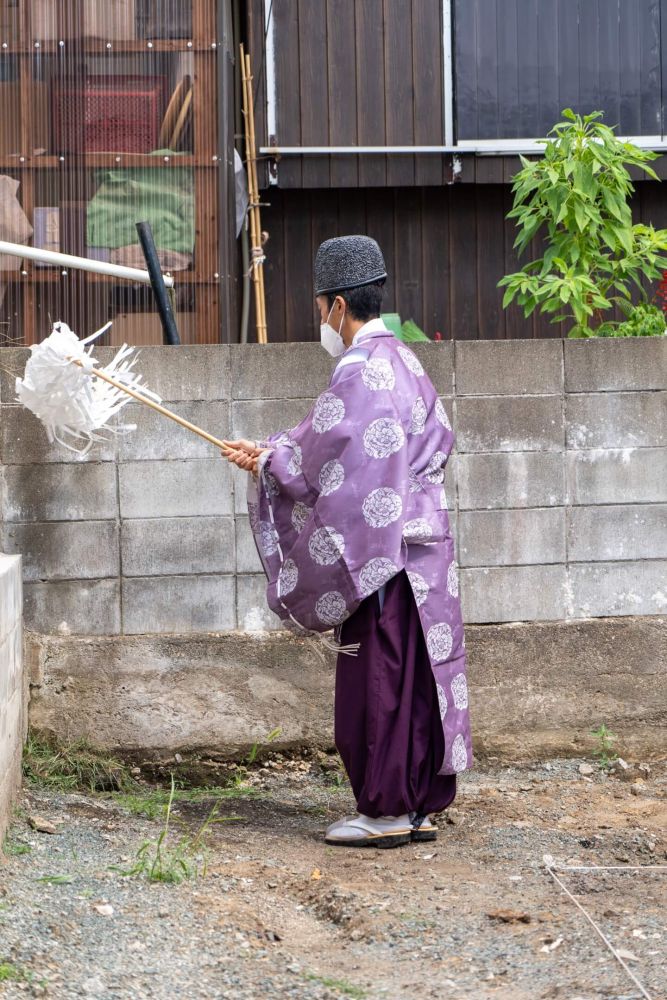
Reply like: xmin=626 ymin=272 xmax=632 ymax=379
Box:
xmin=616 ymin=948 xmax=639 ymax=962
xmin=28 ymin=815 xmax=57 ymax=835
xmin=578 ymin=763 xmax=595 ymax=776
xmin=630 ymin=783 xmax=645 ymax=796
xmin=92 ymin=903 xmax=114 ymax=916
xmin=82 ymin=977 xmax=106 ymax=995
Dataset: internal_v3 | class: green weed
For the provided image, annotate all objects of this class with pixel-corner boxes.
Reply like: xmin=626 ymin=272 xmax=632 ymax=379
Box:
xmin=246 ymin=726 xmax=283 ymax=765
xmin=305 ymin=974 xmax=366 ymax=998
xmin=111 ymin=775 xmax=240 ymax=883
xmin=2 ymin=836 xmax=31 ymax=857
xmin=591 ymin=724 xmax=618 ymax=769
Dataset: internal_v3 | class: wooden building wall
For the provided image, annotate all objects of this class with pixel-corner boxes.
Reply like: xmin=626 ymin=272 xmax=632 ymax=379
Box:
xmin=255 ymin=183 xmax=667 ymax=343
xmin=247 ymin=0 xmax=453 ymax=189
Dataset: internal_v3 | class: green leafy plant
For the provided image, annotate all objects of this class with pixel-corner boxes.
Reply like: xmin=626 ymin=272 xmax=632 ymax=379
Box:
xmin=600 ymin=301 xmax=666 ymax=337
xmin=591 ymin=724 xmax=617 ymax=769
xmin=499 ymin=109 xmax=667 ymax=337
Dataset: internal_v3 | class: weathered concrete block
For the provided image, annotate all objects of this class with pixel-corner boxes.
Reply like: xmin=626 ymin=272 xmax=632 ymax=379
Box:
xmin=567 ymin=448 xmax=667 ymax=504
xmin=236 ymin=574 xmax=281 ymax=631
xmin=0 ymin=347 xmax=29 ymax=404
xmin=568 ymin=561 xmax=667 ymax=618
xmin=0 ymin=406 xmax=116 ymax=464
xmin=119 ymin=459 xmax=233 ymax=519
xmin=121 ymin=516 xmax=235 ymax=577
xmin=0 ymin=553 xmax=24 ymax=846
xmin=122 ymin=575 xmax=236 ymax=634
xmin=1 ymin=463 xmax=117 ymax=522
xmin=457 ymin=452 xmax=565 ymax=510
xmin=455 ymin=396 xmax=563 ymax=453
xmin=0 ymin=554 xmax=22 ymax=639
xmin=1 ymin=520 xmax=119 ymax=582
xmin=0 ymin=685 xmax=25 ymax=842
xmin=236 ymin=516 xmax=262 ymax=574
xmin=568 ymin=505 xmax=667 ymax=562
xmin=231 ymin=398 xmax=315 ymax=442
xmin=118 ymin=401 xmax=230 ymax=461
xmin=95 ymin=345 xmax=231 ymax=402
xmin=231 ymin=344 xmax=334 ymax=400
xmin=231 ymin=399 xmax=315 ymax=514
xmin=0 ymin=626 xmax=21 ymax=704
xmin=458 ymin=508 xmax=566 ymax=567
xmin=461 ymin=565 xmax=567 ymax=622
xmin=456 ymin=340 xmax=562 ymax=396
xmin=411 ymin=342 xmax=455 ymax=395
xmin=565 ymin=337 xmax=667 ymax=391
xmin=567 ymin=391 xmax=666 ymax=449
xmin=23 ymin=579 xmax=121 ymax=635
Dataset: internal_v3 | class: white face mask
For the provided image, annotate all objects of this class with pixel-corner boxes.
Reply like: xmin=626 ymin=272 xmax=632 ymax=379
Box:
xmin=320 ymin=302 xmax=346 ymax=357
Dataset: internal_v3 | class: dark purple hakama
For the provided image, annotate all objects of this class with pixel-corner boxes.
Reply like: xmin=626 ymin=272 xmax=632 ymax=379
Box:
xmin=335 ymin=570 xmax=457 ymax=819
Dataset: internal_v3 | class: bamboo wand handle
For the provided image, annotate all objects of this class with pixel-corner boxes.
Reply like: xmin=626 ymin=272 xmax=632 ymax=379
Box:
xmin=72 ymin=360 xmax=232 ymax=453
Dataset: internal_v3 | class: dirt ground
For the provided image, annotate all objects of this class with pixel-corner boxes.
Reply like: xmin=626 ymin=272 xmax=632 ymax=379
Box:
xmin=0 ymin=754 xmax=665 ymax=1000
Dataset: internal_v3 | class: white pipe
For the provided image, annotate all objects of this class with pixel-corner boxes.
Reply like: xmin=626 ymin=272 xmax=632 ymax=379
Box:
xmin=264 ymin=0 xmax=277 ymax=186
xmin=0 ymin=241 xmax=175 ymax=288
xmin=442 ymin=0 xmax=454 ymax=147
xmin=261 ymin=137 xmax=667 ymax=156
xmin=260 ymin=145 xmax=462 ymax=155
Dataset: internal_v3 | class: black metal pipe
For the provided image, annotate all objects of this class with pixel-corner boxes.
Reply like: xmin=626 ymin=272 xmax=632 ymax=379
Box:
xmin=135 ymin=221 xmax=181 ymax=345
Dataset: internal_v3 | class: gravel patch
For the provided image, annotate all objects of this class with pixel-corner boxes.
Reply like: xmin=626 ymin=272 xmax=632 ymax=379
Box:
xmin=1 ymin=756 xmax=665 ymax=999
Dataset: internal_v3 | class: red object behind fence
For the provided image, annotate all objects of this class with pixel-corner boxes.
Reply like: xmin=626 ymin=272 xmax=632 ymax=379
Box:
xmin=53 ymin=76 xmax=167 ymax=154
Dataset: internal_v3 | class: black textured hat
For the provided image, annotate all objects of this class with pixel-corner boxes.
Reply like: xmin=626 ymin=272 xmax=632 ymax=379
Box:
xmin=314 ymin=235 xmax=387 ymax=296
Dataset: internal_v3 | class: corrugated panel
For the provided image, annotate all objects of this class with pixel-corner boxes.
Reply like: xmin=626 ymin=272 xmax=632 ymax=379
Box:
xmin=455 ymin=0 xmax=665 ymax=140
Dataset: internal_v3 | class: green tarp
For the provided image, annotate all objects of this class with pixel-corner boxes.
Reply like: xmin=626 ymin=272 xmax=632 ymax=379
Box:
xmin=87 ymin=161 xmax=194 ymax=252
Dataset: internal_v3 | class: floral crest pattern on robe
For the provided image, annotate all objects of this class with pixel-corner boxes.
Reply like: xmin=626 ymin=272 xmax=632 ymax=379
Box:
xmin=247 ymin=330 xmax=472 ymax=776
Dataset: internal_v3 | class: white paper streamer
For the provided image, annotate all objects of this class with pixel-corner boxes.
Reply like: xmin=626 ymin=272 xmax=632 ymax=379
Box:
xmin=15 ymin=321 xmax=161 ymax=455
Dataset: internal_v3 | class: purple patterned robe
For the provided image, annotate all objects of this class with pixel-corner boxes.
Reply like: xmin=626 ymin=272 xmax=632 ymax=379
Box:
xmin=247 ymin=329 xmax=472 ymax=776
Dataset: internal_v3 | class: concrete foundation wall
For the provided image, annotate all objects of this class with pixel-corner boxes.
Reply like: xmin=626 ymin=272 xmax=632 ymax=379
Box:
xmin=1 ymin=338 xmax=666 ymax=760
xmin=26 ymin=616 xmax=666 ymax=762
xmin=1 ymin=338 xmax=665 ymax=633
xmin=0 ymin=554 xmax=25 ymax=842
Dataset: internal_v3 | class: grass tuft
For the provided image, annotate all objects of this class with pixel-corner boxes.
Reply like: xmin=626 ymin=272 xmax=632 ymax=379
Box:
xmin=110 ymin=775 xmax=241 ymax=883
xmin=305 ymin=974 xmax=366 ymax=998
xmin=22 ymin=733 xmax=135 ymax=793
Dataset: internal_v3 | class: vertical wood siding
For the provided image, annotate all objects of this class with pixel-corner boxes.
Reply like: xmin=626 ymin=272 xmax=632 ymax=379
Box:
xmin=247 ymin=0 xmax=452 ymax=187
xmin=252 ymin=184 xmax=662 ymax=342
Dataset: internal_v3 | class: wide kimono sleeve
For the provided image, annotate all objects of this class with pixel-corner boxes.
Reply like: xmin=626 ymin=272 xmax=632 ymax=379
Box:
xmin=248 ymin=363 xmax=412 ymax=633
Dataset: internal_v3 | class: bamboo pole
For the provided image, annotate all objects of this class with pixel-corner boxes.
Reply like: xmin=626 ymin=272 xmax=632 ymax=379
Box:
xmin=240 ymin=44 xmax=268 ymax=344
xmin=244 ymin=52 xmax=267 ymax=343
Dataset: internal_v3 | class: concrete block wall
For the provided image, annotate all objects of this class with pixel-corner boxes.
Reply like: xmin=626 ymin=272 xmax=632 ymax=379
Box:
xmin=1 ymin=338 xmax=666 ymax=635
xmin=0 ymin=554 xmax=25 ymax=843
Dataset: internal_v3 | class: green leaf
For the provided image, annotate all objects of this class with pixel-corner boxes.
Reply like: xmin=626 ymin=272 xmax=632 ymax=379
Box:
xmin=574 ymin=200 xmax=587 ymax=232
